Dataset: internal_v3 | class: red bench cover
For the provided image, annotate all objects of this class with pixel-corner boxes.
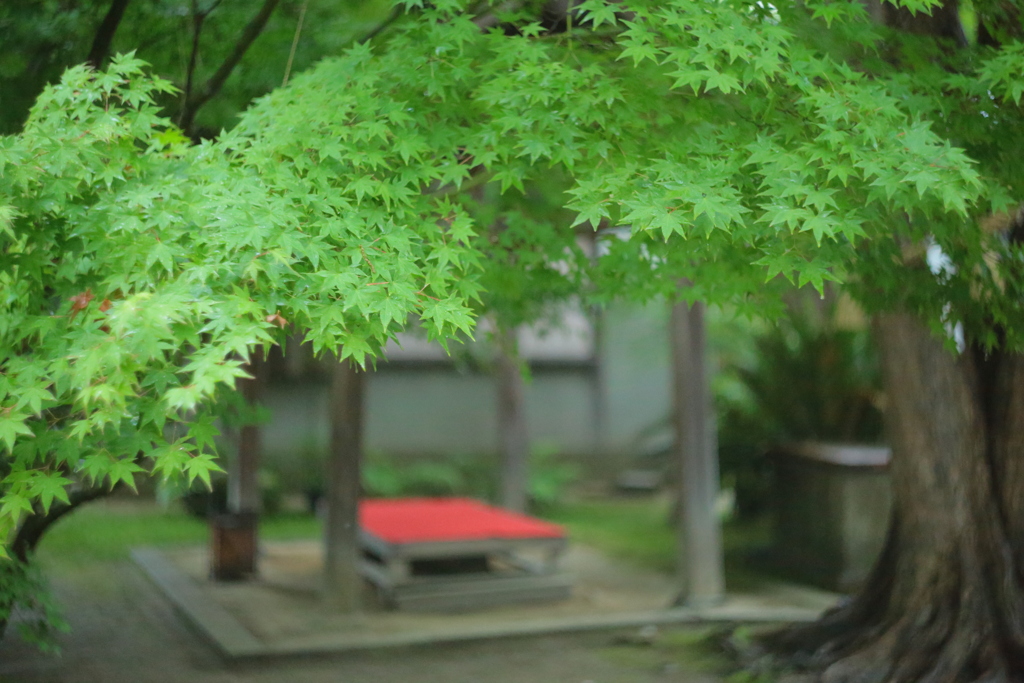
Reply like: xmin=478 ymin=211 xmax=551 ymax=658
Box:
xmin=360 ymin=497 xmax=565 ymax=544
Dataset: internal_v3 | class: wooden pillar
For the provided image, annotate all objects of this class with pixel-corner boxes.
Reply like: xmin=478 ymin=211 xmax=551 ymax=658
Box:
xmin=670 ymin=300 xmax=725 ymax=605
xmin=228 ymin=350 xmax=263 ymax=514
xmin=496 ymin=326 xmax=529 ymax=513
xmin=212 ymin=350 xmax=264 ymax=581
xmin=324 ymin=357 xmax=364 ymax=613
xmin=284 ymin=332 xmax=308 ymax=380
xmin=590 ymin=308 xmax=608 ymax=460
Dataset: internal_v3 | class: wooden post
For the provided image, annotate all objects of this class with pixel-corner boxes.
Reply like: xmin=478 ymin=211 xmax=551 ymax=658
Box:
xmin=496 ymin=326 xmax=529 ymax=513
xmin=590 ymin=308 xmax=608 ymax=461
xmin=212 ymin=350 xmax=263 ymax=580
xmin=228 ymin=350 xmax=264 ymax=514
xmin=670 ymin=300 xmax=725 ymax=605
xmin=324 ymin=357 xmax=364 ymax=612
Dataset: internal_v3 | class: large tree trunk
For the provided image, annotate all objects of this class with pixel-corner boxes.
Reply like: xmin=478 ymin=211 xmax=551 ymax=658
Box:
xmin=769 ymin=2 xmax=1024 ymax=679
xmin=767 ymin=311 xmax=1024 ymax=682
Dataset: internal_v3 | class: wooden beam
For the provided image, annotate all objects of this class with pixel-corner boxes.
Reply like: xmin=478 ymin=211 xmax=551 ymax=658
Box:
xmin=670 ymin=300 xmax=725 ymax=605
xmin=324 ymin=358 xmax=364 ymax=612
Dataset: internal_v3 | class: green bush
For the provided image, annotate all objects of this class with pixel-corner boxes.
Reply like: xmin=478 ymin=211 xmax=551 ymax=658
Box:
xmin=362 ymin=448 xmax=579 ymax=513
xmin=364 ymin=458 xmax=472 ymax=498
xmin=0 ymin=559 xmax=67 ymax=652
xmin=724 ymin=309 xmax=884 ymax=445
xmin=527 ymin=444 xmax=581 ymax=513
xmin=176 ymin=468 xmax=284 ymax=518
xmin=716 ymin=294 xmax=884 ymax=516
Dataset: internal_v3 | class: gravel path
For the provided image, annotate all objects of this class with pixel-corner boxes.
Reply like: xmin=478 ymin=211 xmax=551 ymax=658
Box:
xmin=0 ymin=561 xmax=720 ymax=683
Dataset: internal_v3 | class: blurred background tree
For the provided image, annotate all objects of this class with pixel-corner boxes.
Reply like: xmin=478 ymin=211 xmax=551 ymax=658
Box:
xmin=0 ymin=0 xmax=393 ymax=137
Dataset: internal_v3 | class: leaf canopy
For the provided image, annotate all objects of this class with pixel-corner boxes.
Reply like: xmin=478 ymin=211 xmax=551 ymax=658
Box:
xmin=4 ymin=0 xmax=1024 ymax=544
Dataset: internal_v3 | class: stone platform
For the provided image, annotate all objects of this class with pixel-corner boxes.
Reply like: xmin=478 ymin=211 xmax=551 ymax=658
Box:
xmin=134 ymin=539 xmax=838 ymax=659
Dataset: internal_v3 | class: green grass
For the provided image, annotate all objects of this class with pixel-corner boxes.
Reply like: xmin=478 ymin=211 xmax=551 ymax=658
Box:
xmin=36 ymin=498 xmax=321 ymax=570
xmin=544 ymin=495 xmax=775 ymax=591
xmin=545 ymin=497 xmax=678 ymax=573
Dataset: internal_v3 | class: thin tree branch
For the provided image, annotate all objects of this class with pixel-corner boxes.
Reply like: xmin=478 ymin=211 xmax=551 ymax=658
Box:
xmin=181 ymin=0 xmax=207 ymax=122
xmin=357 ymin=5 xmax=403 ymax=44
xmin=282 ymin=0 xmax=310 ymax=87
xmin=423 ymin=167 xmax=494 ymax=198
xmin=86 ymin=0 xmax=133 ymax=70
xmin=179 ymin=0 xmax=281 ymax=135
xmin=472 ymin=1 xmax=524 ymax=30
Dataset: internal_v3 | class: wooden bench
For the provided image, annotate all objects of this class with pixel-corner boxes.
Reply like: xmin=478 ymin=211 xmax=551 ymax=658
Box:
xmin=359 ymin=497 xmax=572 ymax=611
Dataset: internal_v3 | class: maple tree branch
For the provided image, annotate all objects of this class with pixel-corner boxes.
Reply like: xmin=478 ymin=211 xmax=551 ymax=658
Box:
xmin=423 ymin=167 xmax=494 ymax=198
xmin=86 ymin=0 xmax=133 ymax=70
xmin=11 ymin=483 xmax=120 ymax=563
xmin=357 ymin=5 xmax=403 ymax=44
xmin=179 ymin=0 xmax=280 ymax=135
xmin=181 ymin=0 xmax=208 ymax=119
xmin=472 ymin=1 xmax=523 ymax=30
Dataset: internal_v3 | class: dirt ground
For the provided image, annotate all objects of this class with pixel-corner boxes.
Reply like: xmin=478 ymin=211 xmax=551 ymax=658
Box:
xmin=0 ymin=560 xmax=723 ymax=683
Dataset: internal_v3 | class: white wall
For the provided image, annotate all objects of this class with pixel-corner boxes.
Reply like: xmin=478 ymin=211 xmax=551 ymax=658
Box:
xmin=255 ymin=303 xmax=673 ymax=477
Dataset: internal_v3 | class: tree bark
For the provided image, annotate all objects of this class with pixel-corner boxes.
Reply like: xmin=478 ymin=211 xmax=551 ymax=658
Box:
xmin=496 ymin=325 xmax=529 ymax=513
xmin=763 ymin=0 xmax=1024 ymax=676
xmin=323 ymin=358 xmax=364 ymax=613
xmin=767 ymin=312 xmax=1024 ymax=682
xmin=669 ymin=300 xmax=725 ymax=606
